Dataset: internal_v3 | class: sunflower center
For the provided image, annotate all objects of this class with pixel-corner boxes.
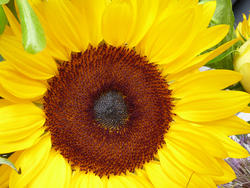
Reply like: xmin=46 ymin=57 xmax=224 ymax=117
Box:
xmin=94 ymin=91 xmax=128 ymax=129
xmin=43 ymin=44 xmax=173 ymax=177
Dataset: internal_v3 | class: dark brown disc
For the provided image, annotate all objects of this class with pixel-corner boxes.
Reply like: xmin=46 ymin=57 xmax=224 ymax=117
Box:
xmin=43 ymin=44 xmax=174 ymax=177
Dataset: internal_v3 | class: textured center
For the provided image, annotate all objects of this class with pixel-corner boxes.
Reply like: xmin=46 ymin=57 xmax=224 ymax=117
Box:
xmin=43 ymin=44 xmax=173 ymax=177
xmin=94 ymin=91 xmax=128 ymax=129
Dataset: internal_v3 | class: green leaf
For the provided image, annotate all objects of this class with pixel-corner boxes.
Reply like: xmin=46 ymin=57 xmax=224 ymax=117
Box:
xmin=16 ymin=0 xmax=46 ymax=54
xmin=0 ymin=156 xmax=21 ymax=174
xmin=0 ymin=5 xmax=7 ymax=34
xmin=0 ymin=0 xmax=9 ymax=5
xmin=200 ymin=0 xmax=237 ymax=70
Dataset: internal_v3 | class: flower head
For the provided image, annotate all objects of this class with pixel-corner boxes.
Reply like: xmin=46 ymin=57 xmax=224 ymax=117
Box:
xmin=0 ymin=0 xmax=249 ymax=187
xmin=234 ymin=13 xmax=250 ymax=93
xmin=236 ymin=13 xmax=250 ymax=41
xmin=234 ymin=39 xmax=250 ymax=93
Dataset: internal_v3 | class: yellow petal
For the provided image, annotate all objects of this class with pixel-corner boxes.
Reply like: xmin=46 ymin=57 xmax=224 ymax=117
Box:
xmin=191 ymin=25 xmax=230 ymax=57
xmin=70 ymin=171 xmax=79 ymax=188
xmin=0 ymin=128 xmax=44 ymax=154
xmin=179 ymin=0 xmax=199 ymax=7
xmin=138 ymin=7 xmax=195 ymax=62
xmin=133 ymin=169 xmax=153 ymax=188
xmin=127 ymin=0 xmax=159 ymax=47
xmin=158 ymin=24 xmax=229 ymax=73
xmin=28 ymin=149 xmax=71 ymax=188
xmin=0 ymin=99 xmax=13 ymax=108
xmin=0 ymin=35 xmax=57 ymax=80
xmin=31 ymin=3 xmax=70 ymax=61
xmin=2 ymin=5 xmax=21 ymax=36
xmin=73 ymin=0 xmax=106 ymax=46
xmin=213 ymin=134 xmax=249 ymax=158
xmin=236 ymin=14 xmax=250 ymax=40
xmin=164 ymin=139 xmax=223 ymax=176
xmin=211 ymin=159 xmax=236 ymax=185
xmin=0 ymin=103 xmax=44 ymax=131
xmin=102 ymin=0 xmax=135 ymax=46
xmin=144 ymin=161 xmax=182 ymax=188
xmin=167 ymin=38 xmax=239 ymax=80
xmin=139 ymin=2 xmax=218 ymax=68
xmin=168 ymin=122 xmax=228 ymax=158
xmin=175 ymin=90 xmax=250 ymax=122
xmin=71 ymin=171 xmax=104 ymax=188
xmin=198 ymin=1 xmax=216 ymax=29
xmin=125 ymin=172 xmax=153 ymax=188
xmin=91 ymin=175 xmax=106 ymax=188
xmin=156 ymin=0 xmax=178 ymax=24
xmin=64 ymin=161 xmax=72 ymax=188
xmin=43 ymin=0 xmax=88 ymax=52
xmin=0 ymin=151 xmax=21 ymax=187
xmin=107 ymin=176 xmax=126 ymax=188
xmin=0 ymin=103 xmax=45 ymax=153
xmin=0 ymin=83 xmax=30 ymax=103
xmin=0 ymin=62 xmax=47 ymax=99
xmin=196 ymin=38 xmax=239 ymax=68
xmin=200 ymin=116 xmax=250 ymax=136
xmin=242 ymin=106 xmax=250 ymax=113
xmin=188 ymin=173 xmax=216 ymax=188
xmin=158 ymin=148 xmax=191 ymax=186
xmin=107 ymin=173 xmax=146 ymax=188
xmin=0 ymin=119 xmax=44 ymax=142
xmin=160 ymin=147 xmax=214 ymax=188
xmin=33 ymin=6 xmax=71 ymax=61
xmin=9 ymin=134 xmax=51 ymax=188
xmin=171 ymin=70 xmax=242 ymax=98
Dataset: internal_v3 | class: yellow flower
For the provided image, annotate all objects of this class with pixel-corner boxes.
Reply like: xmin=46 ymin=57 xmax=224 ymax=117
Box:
xmin=236 ymin=13 xmax=250 ymax=41
xmin=234 ymin=39 xmax=250 ymax=93
xmin=235 ymin=13 xmax=250 ymax=93
xmin=0 ymin=0 xmax=250 ymax=187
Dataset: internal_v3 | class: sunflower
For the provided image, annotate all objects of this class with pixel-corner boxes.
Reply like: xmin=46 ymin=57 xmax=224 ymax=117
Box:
xmin=236 ymin=13 xmax=250 ymax=41
xmin=234 ymin=13 xmax=250 ymax=93
xmin=0 ymin=0 xmax=250 ymax=187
